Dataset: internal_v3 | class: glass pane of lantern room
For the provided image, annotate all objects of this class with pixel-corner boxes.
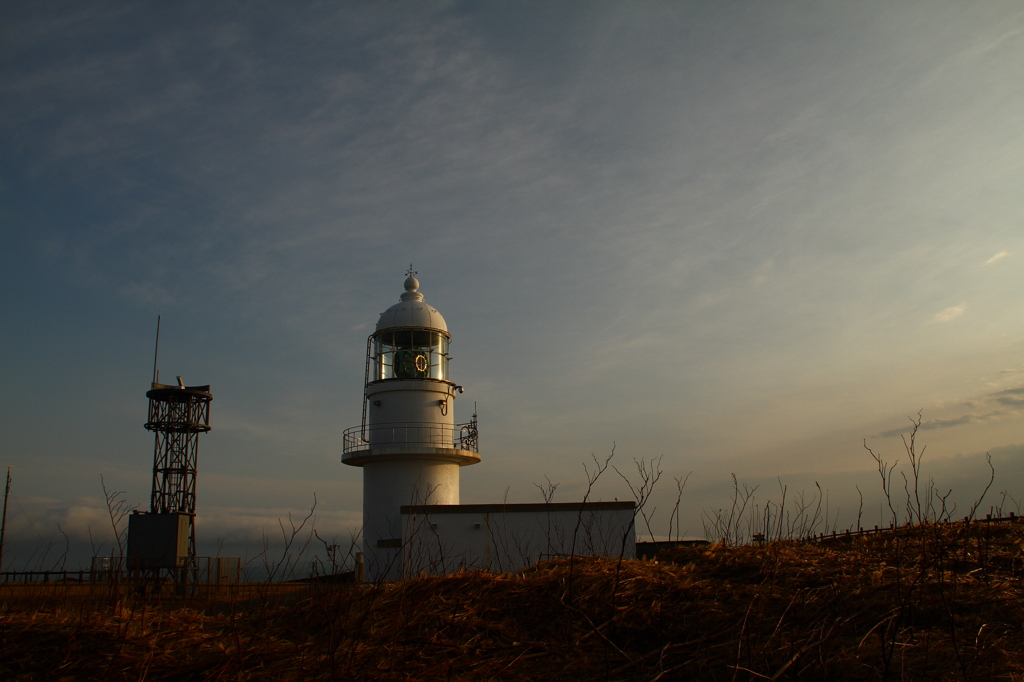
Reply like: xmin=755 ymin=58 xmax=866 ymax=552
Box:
xmin=431 ymin=333 xmax=448 ymax=380
xmin=375 ymin=333 xmax=395 ymax=380
xmin=412 ymin=331 xmax=431 ymax=379
xmin=394 ymin=331 xmax=429 ymax=379
xmin=392 ymin=332 xmax=411 ymax=378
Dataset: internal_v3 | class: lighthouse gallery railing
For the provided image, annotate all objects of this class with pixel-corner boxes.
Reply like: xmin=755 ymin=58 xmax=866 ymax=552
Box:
xmin=343 ymin=421 xmax=479 ymax=455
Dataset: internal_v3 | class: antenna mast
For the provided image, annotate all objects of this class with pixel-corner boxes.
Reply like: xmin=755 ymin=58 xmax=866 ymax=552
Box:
xmin=0 ymin=468 xmax=11 ymax=573
xmin=152 ymin=315 xmax=161 ymax=385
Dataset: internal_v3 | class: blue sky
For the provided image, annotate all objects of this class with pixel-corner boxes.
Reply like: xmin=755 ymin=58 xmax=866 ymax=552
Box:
xmin=2 ymin=1 xmax=1023 ymax=570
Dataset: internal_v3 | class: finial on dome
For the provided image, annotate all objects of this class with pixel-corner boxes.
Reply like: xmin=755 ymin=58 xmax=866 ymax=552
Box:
xmin=401 ymin=264 xmax=423 ymax=302
xmin=404 ymin=264 xmax=420 ymax=294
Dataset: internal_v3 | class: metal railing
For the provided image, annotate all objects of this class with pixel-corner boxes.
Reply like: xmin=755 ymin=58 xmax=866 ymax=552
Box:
xmin=1 ymin=557 xmax=242 ymax=585
xmin=343 ymin=421 xmax=479 ymax=455
xmin=799 ymin=512 xmax=1021 ymax=545
xmin=0 ymin=569 xmax=90 ymax=584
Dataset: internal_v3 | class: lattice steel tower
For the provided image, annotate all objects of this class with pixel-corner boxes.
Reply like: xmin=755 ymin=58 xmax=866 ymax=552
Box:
xmin=127 ymin=317 xmax=213 ymax=578
xmin=145 ymin=380 xmax=212 ymax=558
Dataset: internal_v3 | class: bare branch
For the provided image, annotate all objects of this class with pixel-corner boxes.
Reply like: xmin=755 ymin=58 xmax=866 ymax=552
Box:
xmin=533 ymin=475 xmax=560 ymax=504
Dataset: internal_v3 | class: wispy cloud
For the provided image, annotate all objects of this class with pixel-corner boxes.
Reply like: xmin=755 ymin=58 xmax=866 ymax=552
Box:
xmin=985 ymin=250 xmax=1010 ymax=265
xmin=119 ymin=281 xmax=175 ymax=306
xmin=877 ymin=384 xmax=1024 ymax=437
xmin=933 ymin=305 xmax=965 ymax=322
xmin=878 ymin=414 xmax=983 ymax=438
xmin=993 ymin=387 xmax=1024 ymax=407
xmin=196 ymin=506 xmax=363 ymax=544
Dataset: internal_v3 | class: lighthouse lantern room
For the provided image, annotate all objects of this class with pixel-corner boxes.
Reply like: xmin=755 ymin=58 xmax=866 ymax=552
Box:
xmin=343 ymin=268 xmax=480 ymax=579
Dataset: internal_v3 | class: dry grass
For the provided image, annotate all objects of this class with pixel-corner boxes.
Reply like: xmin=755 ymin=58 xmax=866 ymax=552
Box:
xmin=2 ymin=520 xmax=1023 ymax=681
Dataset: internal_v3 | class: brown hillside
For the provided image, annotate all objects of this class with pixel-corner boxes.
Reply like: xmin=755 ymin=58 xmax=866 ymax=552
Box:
xmin=2 ymin=520 xmax=1023 ymax=680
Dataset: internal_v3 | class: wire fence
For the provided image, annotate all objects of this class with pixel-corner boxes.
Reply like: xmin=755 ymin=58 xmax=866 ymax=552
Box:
xmin=1 ymin=556 xmax=242 ymax=586
xmin=797 ymin=511 xmax=1020 ymax=545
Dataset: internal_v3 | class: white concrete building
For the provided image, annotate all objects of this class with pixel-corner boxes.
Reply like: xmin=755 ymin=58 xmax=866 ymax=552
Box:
xmin=401 ymin=501 xmax=636 ymax=575
xmin=344 ymin=270 xmax=634 ymax=581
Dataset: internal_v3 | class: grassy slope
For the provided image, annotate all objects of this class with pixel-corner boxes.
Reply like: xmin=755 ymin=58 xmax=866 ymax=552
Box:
xmin=2 ymin=521 xmax=1023 ymax=681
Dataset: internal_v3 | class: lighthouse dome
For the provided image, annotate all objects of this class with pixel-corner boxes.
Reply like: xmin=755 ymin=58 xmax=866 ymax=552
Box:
xmin=375 ymin=273 xmax=448 ymax=333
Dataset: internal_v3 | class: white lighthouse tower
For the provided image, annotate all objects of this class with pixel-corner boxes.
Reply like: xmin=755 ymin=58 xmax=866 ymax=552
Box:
xmin=342 ymin=268 xmax=480 ymax=580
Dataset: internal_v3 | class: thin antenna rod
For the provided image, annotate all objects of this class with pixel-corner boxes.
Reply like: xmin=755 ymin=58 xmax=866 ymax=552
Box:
xmin=152 ymin=315 xmax=161 ymax=385
xmin=0 ymin=467 xmax=11 ymax=573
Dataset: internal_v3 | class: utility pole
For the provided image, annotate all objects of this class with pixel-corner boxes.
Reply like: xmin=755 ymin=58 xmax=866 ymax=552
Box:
xmin=0 ymin=467 xmax=11 ymax=573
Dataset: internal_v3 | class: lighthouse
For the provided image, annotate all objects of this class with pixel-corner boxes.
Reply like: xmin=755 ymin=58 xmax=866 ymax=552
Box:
xmin=342 ymin=268 xmax=480 ymax=579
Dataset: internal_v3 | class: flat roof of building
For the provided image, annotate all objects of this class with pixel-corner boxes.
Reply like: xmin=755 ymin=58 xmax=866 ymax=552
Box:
xmin=401 ymin=501 xmax=635 ymax=514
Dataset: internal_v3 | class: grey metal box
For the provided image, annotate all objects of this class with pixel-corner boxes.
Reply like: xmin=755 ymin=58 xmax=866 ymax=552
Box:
xmin=127 ymin=512 xmax=191 ymax=569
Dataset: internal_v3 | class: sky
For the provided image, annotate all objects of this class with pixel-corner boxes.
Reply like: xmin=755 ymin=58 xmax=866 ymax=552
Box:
xmin=2 ymin=1 xmax=1023 ymax=573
